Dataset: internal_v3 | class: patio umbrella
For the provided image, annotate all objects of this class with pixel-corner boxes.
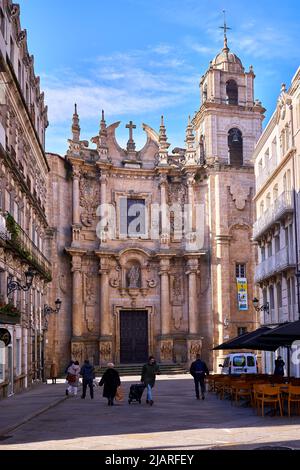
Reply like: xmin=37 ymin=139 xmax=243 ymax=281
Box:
xmin=260 ymin=320 xmax=300 ymax=341
xmin=260 ymin=321 xmax=300 ymax=379
xmin=213 ymin=326 xmax=272 ymax=351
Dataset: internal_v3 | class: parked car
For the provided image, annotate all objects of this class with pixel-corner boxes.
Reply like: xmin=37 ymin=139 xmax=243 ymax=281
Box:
xmin=219 ymin=353 xmax=258 ymax=375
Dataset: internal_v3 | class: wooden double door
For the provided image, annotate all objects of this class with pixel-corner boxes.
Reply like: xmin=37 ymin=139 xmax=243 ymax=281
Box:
xmin=120 ymin=310 xmax=148 ymax=363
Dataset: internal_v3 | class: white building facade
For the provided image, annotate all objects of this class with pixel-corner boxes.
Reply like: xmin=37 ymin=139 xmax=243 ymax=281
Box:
xmin=253 ymin=68 xmax=300 ymax=377
xmin=0 ymin=1 xmax=50 ymax=399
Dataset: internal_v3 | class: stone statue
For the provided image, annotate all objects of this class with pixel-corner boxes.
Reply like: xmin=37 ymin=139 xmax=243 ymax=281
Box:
xmin=127 ymin=265 xmax=140 ymax=288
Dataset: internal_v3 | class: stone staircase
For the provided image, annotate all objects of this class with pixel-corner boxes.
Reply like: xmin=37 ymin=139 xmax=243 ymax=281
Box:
xmin=94 ymin=363 xmax=188 ymax=377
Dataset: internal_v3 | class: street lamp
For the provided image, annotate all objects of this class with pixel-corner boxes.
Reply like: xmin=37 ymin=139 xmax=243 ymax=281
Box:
xmin=252 ymin=297 xmax=269 ymax=314
xmin=43 ymin=299 xmax=62 ymax=317
xmin=7 ymin=269 xmax=35 ymax=296
xmin=42 ymin=299 xmax=62 ymax=383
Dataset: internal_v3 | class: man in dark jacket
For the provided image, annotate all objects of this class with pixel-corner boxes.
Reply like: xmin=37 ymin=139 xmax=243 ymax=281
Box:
xmin=190 ymin=354 xmax=209 ymax=400
xmin=141 ymin=356 xmax=160 ymax=406
xmin=80 ymin=359 xmax=95 ymax=399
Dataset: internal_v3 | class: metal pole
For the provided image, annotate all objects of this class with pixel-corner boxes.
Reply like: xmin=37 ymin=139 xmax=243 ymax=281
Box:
xmin=287 ymin=346 xmax=291 ymax=381
xmin=292 ymin=157 xmax=300 ymax=320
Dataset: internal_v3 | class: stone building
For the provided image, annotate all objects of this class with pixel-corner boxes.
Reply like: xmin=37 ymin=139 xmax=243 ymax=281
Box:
xmin=253 ymin=67 xmax=300 ymax=377
xmin=0 ymin=1 xmax=50 ymax=398
xmin=46 ymin=31 xmax=264 ymax=372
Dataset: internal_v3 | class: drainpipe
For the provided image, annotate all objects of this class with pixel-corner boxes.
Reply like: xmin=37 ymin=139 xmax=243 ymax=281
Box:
xmin=290 ymin=102 xmax=300 ymax=320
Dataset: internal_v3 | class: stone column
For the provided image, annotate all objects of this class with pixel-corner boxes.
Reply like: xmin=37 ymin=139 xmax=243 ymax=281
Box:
xmin=159 ymin=257 xmax=171 ymax=335
xmin=186 ymin=173 xmax=195 ymax=233
xmin=72 ymin=166 xmax=81 ymax=225
xmin=186 ymin=257 xmax=199 ymax=335
xmin=71 ymin=253 xmax=84 ymax=337
xmin=99 ymin=257 xmax=110 ymax=336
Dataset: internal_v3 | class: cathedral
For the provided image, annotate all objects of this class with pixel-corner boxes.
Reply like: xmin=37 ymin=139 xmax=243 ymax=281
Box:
xmin=45 ymin=32 xmax=265 ymax=372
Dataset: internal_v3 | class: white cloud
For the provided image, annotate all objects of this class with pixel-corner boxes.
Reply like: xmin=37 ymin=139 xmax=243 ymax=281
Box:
xmin=43 ymin=46 xmax=199 ymax=125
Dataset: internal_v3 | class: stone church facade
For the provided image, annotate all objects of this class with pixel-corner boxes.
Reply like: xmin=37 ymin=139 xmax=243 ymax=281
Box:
xmin=46 ymin=36 xmax=265 ymax=372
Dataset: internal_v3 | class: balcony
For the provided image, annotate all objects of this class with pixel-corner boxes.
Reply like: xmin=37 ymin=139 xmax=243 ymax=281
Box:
xmin=253 ymin=191 xmax=294 ymax=240
xmin=256 ymin=156 xmax=277 ymax=192
xmin=254 ymin=247 xmax=296 ymax=283
xmin=1 ymin=213 xmax=52 ymax=282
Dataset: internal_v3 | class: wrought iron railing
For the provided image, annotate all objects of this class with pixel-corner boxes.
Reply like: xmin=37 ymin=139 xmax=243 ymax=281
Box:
xmin=253 ymin=191 xmax=294 ymax=240
xmin=1 ymin=212 xmax=52 ymax=281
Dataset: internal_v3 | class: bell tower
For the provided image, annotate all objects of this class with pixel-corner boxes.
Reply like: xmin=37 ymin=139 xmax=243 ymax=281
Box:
xmin=192 ymin=16 xmax=266 ymax=370
xmin=193 ymin=14 xmax=265 ymax=166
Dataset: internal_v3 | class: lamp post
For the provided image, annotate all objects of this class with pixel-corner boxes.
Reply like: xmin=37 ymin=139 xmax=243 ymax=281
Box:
xmin=42 ymin=299 xmax=62 ymax=383
xmin=7 ymin=269 xmax=35 ymax=296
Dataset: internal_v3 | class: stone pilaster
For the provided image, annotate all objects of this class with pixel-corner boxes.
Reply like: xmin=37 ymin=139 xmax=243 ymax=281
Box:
xmin=159 ymin=257 xmax=171 ymax=336
xmin=98 ymin=255 xmax=113 ymax=364
xmin=70 ymin=251 xmax=85 ymax=338
xmin=186 ymin=257 xmax=199 ymax=335
xmin=72 ymin=165 xmax=81 ymax=225
xmin=159 ymin=173 xmax=170 ymax=247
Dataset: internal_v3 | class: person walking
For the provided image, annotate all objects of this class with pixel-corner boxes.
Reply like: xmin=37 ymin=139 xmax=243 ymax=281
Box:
xmin=190 ymin=354 xmax=209 ymax=400
xmin=80 ymin=359 xmax=95 ymax=399
xmin=66 ymin=360 xmax=80 ymax=396
xmin=64 ymin=360 xmax=74 ymax=395
xmin=50 ymin=362 xmax=58 ymax=384
xmin=274 ymin=355 xmax=285 ymax=376
xmin=141 ymin=356 xmax=160 ymax=406
xmin=99 ymin=363 xmax=121 ymax=406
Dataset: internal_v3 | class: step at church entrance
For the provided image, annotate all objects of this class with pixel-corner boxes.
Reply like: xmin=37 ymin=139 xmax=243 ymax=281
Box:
xmin=120 ymin=310 xmax=148 ymax=363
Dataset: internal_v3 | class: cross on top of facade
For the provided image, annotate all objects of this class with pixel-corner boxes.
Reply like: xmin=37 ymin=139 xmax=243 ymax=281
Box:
xmin=126 ymin=120 xmax=136 ymax=153
xmin=219 ymin=10 xmax=231 ymax=50
xmin=126 ymin=121 xmax=136 ymax=142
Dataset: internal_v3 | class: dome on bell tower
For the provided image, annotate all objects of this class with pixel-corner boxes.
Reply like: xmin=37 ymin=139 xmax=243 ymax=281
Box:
xmin=212 ymin=47 xmax=244 ymax=73
xmin=211 ymin=19 xmax=244 ymax=73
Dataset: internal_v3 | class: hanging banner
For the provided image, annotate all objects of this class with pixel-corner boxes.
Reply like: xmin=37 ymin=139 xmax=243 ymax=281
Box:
xmin=237 ymin=277 xmax=248 ymax=311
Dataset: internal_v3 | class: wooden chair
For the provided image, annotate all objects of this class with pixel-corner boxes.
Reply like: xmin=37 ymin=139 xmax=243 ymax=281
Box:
xmin=252 ymin=383 xmax=265 ymax=412
xmin=285 ymin=385 xmax=300 ymax=417
xmin=256 ymin=385 xmax=283 ymax=417
xmin=291 ymin=378 xmax=300 ymax=387
xmin=231 ymin=381 xmax=252 ymax=406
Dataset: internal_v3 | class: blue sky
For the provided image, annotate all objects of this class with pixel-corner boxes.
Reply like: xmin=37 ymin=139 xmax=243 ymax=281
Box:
xmin=19 ymin=0 xmax=300 ymax=155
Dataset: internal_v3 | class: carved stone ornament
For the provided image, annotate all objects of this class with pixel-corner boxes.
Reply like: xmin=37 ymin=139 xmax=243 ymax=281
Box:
xmin=171 ymin=274 xmax=184 ymax=306
xmin=147 ymin=279 xmax=157 ymax=288
xmin=79 ymin=175 xmax=100 ymax=227
xmin=229 ymin=183 xmax=251 ymax=211
xmin=189 ymin=341 xmax=202 ymax=358
xmin=160 ymin=340 xmax=173 ymax=361
xmin=71 ymin=342 xmax=84 ymax=363
xmin=100 ymin=342 xmax=112 ymax=363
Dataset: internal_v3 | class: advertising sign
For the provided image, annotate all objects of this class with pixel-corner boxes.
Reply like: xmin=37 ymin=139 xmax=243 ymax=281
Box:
xmin=237 ymin=277 xmax=248 ymax=311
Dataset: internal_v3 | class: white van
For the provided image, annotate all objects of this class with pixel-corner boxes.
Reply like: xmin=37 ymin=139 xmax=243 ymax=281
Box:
xmin=219 ymin=353 xmax=258 ymax=375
